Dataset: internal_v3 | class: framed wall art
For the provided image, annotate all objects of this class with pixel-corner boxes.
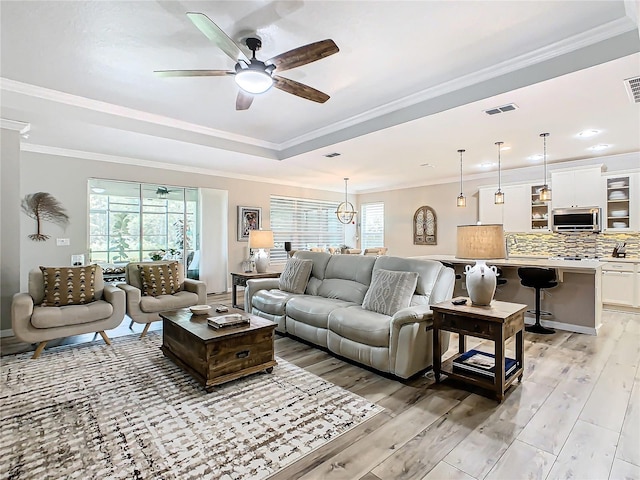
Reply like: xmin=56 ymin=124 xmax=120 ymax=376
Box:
xmin=413 ymin=206 xmax=437 ymax=245
xmin=237 ymin=206 xmax=262 ymax=241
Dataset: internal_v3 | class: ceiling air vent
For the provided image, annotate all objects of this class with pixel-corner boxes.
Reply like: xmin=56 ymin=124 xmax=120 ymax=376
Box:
xmin=483 ymin=103 xmax=518 ymax=115
xmin=624 ymin=76 xmax=640 ymax=104
xmin=324 ymin=152 xmax=341 ymax=158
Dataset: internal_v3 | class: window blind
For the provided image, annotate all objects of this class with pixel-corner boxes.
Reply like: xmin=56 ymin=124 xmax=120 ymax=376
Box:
xmin=361 ymin=202 xmax=385 ymax=249
xmin=270 ymin=195 xmax=345 ymax=263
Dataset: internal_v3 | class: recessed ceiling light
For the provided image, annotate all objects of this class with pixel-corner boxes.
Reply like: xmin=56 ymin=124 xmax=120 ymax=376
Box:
xmin=528 ymin=154 xmax=544 ymax=161
xmin=577 ymin=129 xmax=600 ymax=138
xmin=588 ymin=144 xmax=610 ymax=151
xmin=420 ymin=163 xmax=435 ymax=168
xmin=479 ymin=162 xmax=496 ymax=169
xmin=91 ymin=187 xmax=106 ymax=194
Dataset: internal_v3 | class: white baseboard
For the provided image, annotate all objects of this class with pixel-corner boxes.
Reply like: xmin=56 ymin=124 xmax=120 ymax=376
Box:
xmin=0 ymin=328 xmax=15 ymax=338
xmin=524 ymin=317 xmax=597 ymax=335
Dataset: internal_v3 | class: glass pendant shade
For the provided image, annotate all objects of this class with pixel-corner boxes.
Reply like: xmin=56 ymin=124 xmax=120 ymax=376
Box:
xmin=539 ymin=133 xmax=552 ymax=201
xmin=457 ymin=149 xmax=466 ymax=207
xmin=494 ymin=141 xmax=504 ymax=205
xmin=336 ymin=177 xmax=357 ymax=224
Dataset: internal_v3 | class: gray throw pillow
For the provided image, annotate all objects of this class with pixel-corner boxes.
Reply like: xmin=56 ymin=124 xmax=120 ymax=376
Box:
xmin=362 ymin=268 xmax=419 ymax=316
xmin=279 ymin=258 xmax=313 ymax=294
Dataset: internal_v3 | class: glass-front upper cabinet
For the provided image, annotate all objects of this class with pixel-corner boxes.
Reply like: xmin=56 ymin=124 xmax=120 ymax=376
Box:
xmin=530 ymin=185 xmax=550 ymax=231
xmin=604 ymin=174 xmax=637 ymax=231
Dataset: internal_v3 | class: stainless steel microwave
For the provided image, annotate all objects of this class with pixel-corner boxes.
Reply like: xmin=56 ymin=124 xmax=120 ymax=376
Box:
xmin=552 ymin=207 xmax=602 ymax=232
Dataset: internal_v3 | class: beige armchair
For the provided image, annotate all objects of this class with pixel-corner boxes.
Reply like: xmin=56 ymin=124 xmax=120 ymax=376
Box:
xmin=118 ymin=261 xmax=206 ymax=338
xmin=364 ymin=247 xmax=388 ymax=256
xmin=12 ymin=266 xmax=126 ymax=359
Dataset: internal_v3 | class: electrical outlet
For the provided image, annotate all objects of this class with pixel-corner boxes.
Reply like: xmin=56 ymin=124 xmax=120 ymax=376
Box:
xmin=56 ymin=238 xmax=70 ymax=246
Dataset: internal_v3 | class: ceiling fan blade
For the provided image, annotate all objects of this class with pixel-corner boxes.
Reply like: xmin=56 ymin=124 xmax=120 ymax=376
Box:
xmin=236 ymin=90 xmax=254 ymax=110
xmin=186 ymin=12 xmax=249 ymax=63
xmin=273 ymin=76 xmax=330 ymax=103
xmin=267 ymin=39 xmax=339 ymax=72
xmin=154 ymin=69 xmax=234 ymax=77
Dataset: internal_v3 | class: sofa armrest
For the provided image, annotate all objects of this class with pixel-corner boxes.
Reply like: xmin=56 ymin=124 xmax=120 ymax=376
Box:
xmin=244 ymin=278 xmax=280 ymax=311
xmin=184 ymin=278 xmax=207 ymax=304
xmin=11 ymin=292 xmax=35 ymax=341
xmin=390 ymin=305 xmax=433 ymax=328
xmin=103 ymin=284 xmax=126 ymax=321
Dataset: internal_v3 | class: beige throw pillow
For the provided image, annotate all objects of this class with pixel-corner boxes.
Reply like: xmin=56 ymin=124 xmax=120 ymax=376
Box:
xmin=362 ymin=268 xmax=419 ymax=316
xmin=279 ymin=258 xmax=313 ymax=294
xmin=40 ymin=265 xmax=97 ymax=307
xmin=139 ymin=262 xmax=182 ymax=297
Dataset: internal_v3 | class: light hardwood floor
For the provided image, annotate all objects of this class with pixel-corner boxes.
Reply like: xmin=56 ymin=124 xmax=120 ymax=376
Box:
xmin=2 ymin=294 xmax=639 ymax=480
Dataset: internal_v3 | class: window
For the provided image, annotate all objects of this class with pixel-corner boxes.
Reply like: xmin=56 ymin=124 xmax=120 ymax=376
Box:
xmin=88 ymin=179 xmax=199 ymax=276
xmin=270 ymin=195 xmax=345 ymax=263
xmin=361 ymin=202 xmax=384 ymax=249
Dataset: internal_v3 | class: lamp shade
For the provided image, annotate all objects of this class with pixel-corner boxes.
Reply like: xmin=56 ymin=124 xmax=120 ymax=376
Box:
xmin=456 ymin=224 xmax=506 ymax=260
xmin=248 ymin=230 xmax=274 ymax=249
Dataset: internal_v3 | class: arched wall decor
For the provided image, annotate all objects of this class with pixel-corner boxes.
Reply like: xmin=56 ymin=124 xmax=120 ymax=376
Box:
xmin=413 ymin=206 xmax=437 ymax=245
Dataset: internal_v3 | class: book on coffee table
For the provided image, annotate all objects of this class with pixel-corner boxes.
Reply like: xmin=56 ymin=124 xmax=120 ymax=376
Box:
xmin=207 ymin=314 xmax=251 ymax=329
xmin=452 ymin=349 xmax=517 ymax=379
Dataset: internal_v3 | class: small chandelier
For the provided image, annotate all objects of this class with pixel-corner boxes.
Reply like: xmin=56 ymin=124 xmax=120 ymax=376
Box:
xmin=494 ymin=141 xmax=504 ymax=204
xmin=336 ymin=177 xmax=357 ymax=224
xmin=457 ymin=149 xmax=466 ymax=207
xmin=539 ymin=133 xmax=552 ymax=202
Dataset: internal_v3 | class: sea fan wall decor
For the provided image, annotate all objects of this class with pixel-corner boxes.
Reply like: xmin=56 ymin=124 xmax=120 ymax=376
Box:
xmin=21 ymin=192 xmax=70 ymax=241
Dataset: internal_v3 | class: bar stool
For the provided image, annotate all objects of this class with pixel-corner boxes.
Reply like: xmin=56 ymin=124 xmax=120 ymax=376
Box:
xmin=517 ymin=267 xmax=557 ymax=334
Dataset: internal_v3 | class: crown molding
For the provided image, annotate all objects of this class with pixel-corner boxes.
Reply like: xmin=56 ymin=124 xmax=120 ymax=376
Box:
xmin=278 ymin=17 xmax=638 ymax=150
xmin=0 ymin=78 xmax=279 ymax=150
xmin=0 ymin=118 xmax=30 ymax=134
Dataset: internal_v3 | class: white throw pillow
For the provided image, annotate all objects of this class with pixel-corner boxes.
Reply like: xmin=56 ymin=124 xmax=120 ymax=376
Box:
xmin=362 ymin=268 xmax=419 ymax=316
xmin=279 ymin=258 xmax=313 ymax=294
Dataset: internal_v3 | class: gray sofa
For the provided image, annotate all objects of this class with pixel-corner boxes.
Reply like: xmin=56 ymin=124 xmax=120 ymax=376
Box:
xmin=244 ymin=251 xmax=455 ymax=379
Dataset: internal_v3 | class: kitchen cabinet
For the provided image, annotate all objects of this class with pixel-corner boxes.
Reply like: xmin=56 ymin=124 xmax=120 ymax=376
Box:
xmin=478 ymin=184 xmax=529 ymax=232
xmin=602 ymin=173 xmax=638 ymax=231
xmin=551 ymin=166 xmax=602 ymax=208
xmin=601 ymin=261 xmax=638 ymax=308
xmin=530 ymin=184 xmax=550 ymax=231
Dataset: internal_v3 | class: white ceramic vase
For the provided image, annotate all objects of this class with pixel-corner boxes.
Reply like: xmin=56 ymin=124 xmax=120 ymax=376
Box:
xmin=464 ymin=260 xmax=497 ymax=306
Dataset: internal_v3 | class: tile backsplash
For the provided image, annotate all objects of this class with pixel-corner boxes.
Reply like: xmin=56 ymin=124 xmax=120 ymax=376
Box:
xmin=508 ymin=232 xmax=639 ymax=258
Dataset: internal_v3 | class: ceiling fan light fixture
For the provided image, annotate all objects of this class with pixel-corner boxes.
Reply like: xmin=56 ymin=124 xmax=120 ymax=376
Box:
xmin=235 ymin=69 xmax=273 ymax=94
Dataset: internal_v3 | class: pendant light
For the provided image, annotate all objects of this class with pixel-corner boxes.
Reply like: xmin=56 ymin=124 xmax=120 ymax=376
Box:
xmin=494 ymin=142 xmax=504 ymax=204
xmin=539 ymin=133 xmax=552 ymax=202
xmin=336 ymin=177 xmax=357 ymax=224
xmin=457 ymin=149 xmax=466 ymax=207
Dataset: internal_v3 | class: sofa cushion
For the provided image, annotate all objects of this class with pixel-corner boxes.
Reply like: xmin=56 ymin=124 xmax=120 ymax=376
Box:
xmin=286 ymin=296 xmax=356 ymax=329
xmin=279 ymin=258 xmax=313 ymax=294
xmin=252 ymin=289 xmax=301 ymax=316
xmin=317 ymin=255 xmax=376 ymax=303
xmin=139 ymin=290 xmax=199 ymax=313
xmin=139 ymin=262 xmax=182 ymax=296
xmin=374 ymin=256 xmax=447 ymax=305
xmin=362 ymin=268 xmax=418 ymax=316
xmin=328 ymin=306 xmax=391 ymax=347
xmin=31 ymin=300 xmax=113 ymax=328
xmin=40 ymin=265 xmax=97 ymax=307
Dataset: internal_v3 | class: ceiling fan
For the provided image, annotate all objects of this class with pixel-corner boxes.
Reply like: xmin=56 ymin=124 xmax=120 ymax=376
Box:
xmin=155 ymin=12 xmax=339 ymax=110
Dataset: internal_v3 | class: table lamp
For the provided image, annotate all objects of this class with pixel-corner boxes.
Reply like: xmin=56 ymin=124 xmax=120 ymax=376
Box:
xmin=456 ymin=224 xmax=506 ymax=306
xmin=249 ymin=230 xmax=274 ymax=273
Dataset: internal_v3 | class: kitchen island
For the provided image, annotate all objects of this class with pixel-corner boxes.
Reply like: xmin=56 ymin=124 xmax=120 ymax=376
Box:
xmin=418 ymin=255 xmax=602 ymax=335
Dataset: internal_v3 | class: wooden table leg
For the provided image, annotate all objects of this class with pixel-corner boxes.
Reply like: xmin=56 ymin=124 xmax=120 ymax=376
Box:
xmin=516 ymin=321 xmax=524 ymax=382
xmin=232 ymin=283 xmax=239 ymax=309
xmin=458 ymin=331 xmax=466 ymax=354
xmin=433 ymin=314 xmax=441 ymax=383
xmin=495 ymin=327 xmax=506 ymax=403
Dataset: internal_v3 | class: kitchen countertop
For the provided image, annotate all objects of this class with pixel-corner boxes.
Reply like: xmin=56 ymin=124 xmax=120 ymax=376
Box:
xmin=419 ymin=254 xmax=603 ymax=272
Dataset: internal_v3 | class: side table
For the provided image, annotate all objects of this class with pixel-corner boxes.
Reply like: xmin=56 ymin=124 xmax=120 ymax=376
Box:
xmin=431 ymin=298 xmax=527 ymax=403
xmin=230 ymin=271 xmax=281 ymax=309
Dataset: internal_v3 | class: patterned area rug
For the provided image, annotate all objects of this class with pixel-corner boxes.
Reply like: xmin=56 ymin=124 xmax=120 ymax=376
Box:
xmin=0 ymin=332 xmax=382 ymax=479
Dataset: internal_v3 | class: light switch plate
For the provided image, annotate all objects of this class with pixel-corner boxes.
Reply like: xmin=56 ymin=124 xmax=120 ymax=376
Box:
xmin=56 ymin=238 xmax=70 ymax=246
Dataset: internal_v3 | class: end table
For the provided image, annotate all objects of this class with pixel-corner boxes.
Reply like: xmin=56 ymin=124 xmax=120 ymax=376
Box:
xmin=230 ymin=271 xmax=281 ymax=309
xmin=431 ymin=298 xmax=527 ymax=402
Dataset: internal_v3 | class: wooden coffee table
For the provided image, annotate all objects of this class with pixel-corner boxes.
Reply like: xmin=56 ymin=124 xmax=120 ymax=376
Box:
xmin=159 ymin=308 xmax=277 ymax=391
